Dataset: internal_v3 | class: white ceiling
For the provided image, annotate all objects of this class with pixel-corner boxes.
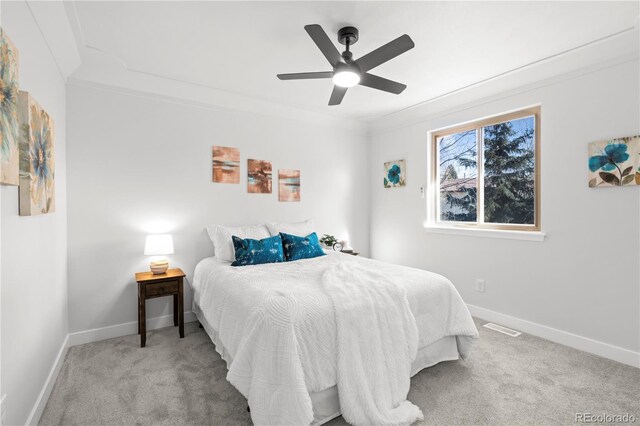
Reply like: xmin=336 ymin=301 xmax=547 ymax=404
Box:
xmin=67 ymin=1 xmax=639 ymax=121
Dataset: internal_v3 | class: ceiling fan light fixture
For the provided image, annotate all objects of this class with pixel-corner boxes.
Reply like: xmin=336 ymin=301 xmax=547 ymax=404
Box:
xmin=277 ymin=25 xmax=414 ymax=105
xmin=333 ymin=70 xmax=360 ymax=88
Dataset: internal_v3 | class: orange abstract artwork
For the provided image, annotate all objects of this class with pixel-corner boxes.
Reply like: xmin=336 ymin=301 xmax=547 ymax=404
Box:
xmin=247 ymin=159 xmax=272 ymax=193
xmin=212 ymin=146 xmax=240 ymax=184
xmin=278 ymin=169 xmax=300 ymax=202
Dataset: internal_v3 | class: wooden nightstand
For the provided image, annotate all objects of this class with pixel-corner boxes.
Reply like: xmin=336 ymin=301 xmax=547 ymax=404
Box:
xmin=135 ymin=268 xmax=185 ymax=348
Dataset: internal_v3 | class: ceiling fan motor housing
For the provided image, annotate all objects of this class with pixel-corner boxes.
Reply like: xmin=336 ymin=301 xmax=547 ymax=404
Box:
xmin=338 ymin=27 xmax=359 ymax=46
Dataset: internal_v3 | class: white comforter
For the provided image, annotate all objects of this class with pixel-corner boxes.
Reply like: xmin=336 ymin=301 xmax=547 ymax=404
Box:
xmin=323 ymin=262 xmax=424 ymax=426
xmin=192 ymin=252 xmax=478 ymax=426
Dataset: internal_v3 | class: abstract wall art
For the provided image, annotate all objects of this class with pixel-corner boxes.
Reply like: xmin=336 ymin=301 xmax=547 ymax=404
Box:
xmin=212 ymin=145 xmax=240 ymax=183
xmin=588 ymin=136 xmax=640 ymax=188
xmin=18 ymin=91 xmax=55 ymax=215
xmin=278 ymin=169 xmax=300 ymax=202
xmin=1 ymin=28 xmax=19 ymax=186
xmin=247 ymin=159 xmax=272 ymax=193
xmin=384 ymin=159 xmax=406 ymax=188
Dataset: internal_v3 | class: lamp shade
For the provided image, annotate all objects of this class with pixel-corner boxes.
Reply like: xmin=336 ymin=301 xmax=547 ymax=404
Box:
xmin=144 ymin=234 xmax=174 ymax=256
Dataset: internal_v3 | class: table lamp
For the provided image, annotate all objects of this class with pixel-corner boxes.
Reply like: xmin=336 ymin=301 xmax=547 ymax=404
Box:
xmin=144 ymin=234 xmax=174 ymax=274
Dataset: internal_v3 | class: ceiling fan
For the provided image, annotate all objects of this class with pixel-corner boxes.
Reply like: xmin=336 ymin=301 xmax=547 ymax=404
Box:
xmin=277 ymin=25 xmax=415 ymax=106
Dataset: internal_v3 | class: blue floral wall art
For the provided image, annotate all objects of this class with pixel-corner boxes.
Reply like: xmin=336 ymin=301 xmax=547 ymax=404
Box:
xmin=1 ymin=29 xmax=19 ymax=186
xmin=384 ymin=159 xmax=406 ymax=188
xmin=18 ymin=91 xmax=55 ymax=215
xmin=588 ymin=136 xmax=639 ymax=188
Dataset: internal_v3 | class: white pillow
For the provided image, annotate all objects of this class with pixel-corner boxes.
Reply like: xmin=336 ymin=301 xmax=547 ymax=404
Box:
xmin=206 ymin=224 xmax=271 ymax=262
xmin=266 ymin=219 xmax=315 ymax=237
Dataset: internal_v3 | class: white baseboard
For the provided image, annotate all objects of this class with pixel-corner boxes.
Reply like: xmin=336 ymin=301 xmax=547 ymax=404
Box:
xmin=28 ymin=306 xmax=636 ymax=426
xmin=27 ymin=312 xmax=198 ymax=425
xmin=68 ymin=311 xmax=197 ymax=347
xmin=26 ymin=334 xmax=69 ymax=426
xmin=467 ymin=304 xmax=640 ymax=368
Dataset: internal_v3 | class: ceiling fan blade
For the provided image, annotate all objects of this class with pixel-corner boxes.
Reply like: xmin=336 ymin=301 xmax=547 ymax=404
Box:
xmin=305 ymin=24 xmax=343 ymax=68
xmin=329 ymin=86 xmax=347 ymax=106
xmin=277 ymin=71 xmax=333 ymax=80
xmin=355 ymin=34 xmax=415 ymax=72
xmin=359 ymin=73 xmax=407 ymax=94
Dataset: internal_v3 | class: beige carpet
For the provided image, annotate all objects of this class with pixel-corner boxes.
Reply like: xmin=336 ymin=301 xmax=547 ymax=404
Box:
xmin=40 ymin=318 xmax=639 ymax=425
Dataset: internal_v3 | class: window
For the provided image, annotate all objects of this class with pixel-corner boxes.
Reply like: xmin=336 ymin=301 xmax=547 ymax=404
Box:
xmin=432 ymin=106 xmax=540 ymax=231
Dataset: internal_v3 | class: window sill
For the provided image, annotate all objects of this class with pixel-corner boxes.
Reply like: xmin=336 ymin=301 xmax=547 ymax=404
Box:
xmin=423 ymin=225 xmax=546 ymax=242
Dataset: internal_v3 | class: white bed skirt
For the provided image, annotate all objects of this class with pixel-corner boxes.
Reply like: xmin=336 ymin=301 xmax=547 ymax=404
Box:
xmin=193 ymin=302 xmax=460 ymax=425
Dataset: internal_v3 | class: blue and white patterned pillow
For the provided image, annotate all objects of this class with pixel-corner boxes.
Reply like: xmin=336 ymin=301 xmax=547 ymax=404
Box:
xmin=230 ymin=235 xmax=285 ymax=267
xmin=280 ymin=232 xmax=326 ymax=262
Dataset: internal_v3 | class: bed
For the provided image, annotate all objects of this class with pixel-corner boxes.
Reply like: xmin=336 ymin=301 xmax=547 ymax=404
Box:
xmin=192 ymin=250 xmax=478 ymax=425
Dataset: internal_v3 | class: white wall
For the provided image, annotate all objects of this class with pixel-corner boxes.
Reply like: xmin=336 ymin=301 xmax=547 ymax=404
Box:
xmin=369 ymin=58 xmax=640 ymax=356
xmin=0 ymin=2 xmax=68 ymax=425
xmin=65 ymin=83 xmax=369 ymax=334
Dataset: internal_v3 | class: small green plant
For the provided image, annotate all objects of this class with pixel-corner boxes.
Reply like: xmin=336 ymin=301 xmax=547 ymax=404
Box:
xmin=320 ymin=234 xmax=338 ymax=247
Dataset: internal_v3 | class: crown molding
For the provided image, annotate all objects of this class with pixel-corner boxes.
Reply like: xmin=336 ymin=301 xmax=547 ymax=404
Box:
xmin=66 ymin=77 xmax=368 ymax=136
xmin=368 ymin=24 xmax=640 ymax=135
xmin=26 ymin=0 xmax=81 ymax=82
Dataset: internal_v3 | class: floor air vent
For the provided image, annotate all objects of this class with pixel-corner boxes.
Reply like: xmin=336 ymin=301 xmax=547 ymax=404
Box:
xmin=483 ymin=322 xmax=522 ymax=337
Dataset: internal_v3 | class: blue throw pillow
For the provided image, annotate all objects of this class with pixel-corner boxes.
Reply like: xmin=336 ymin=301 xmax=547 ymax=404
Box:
xmin=231 ymin=235 xmax=284 ymax=267
xmin=280 ymin=232 xmax=326 ymax=262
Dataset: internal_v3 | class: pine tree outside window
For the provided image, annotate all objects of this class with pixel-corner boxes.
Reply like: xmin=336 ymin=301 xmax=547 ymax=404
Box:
xmin=431 ymin=106 xmax=540 ymax=231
